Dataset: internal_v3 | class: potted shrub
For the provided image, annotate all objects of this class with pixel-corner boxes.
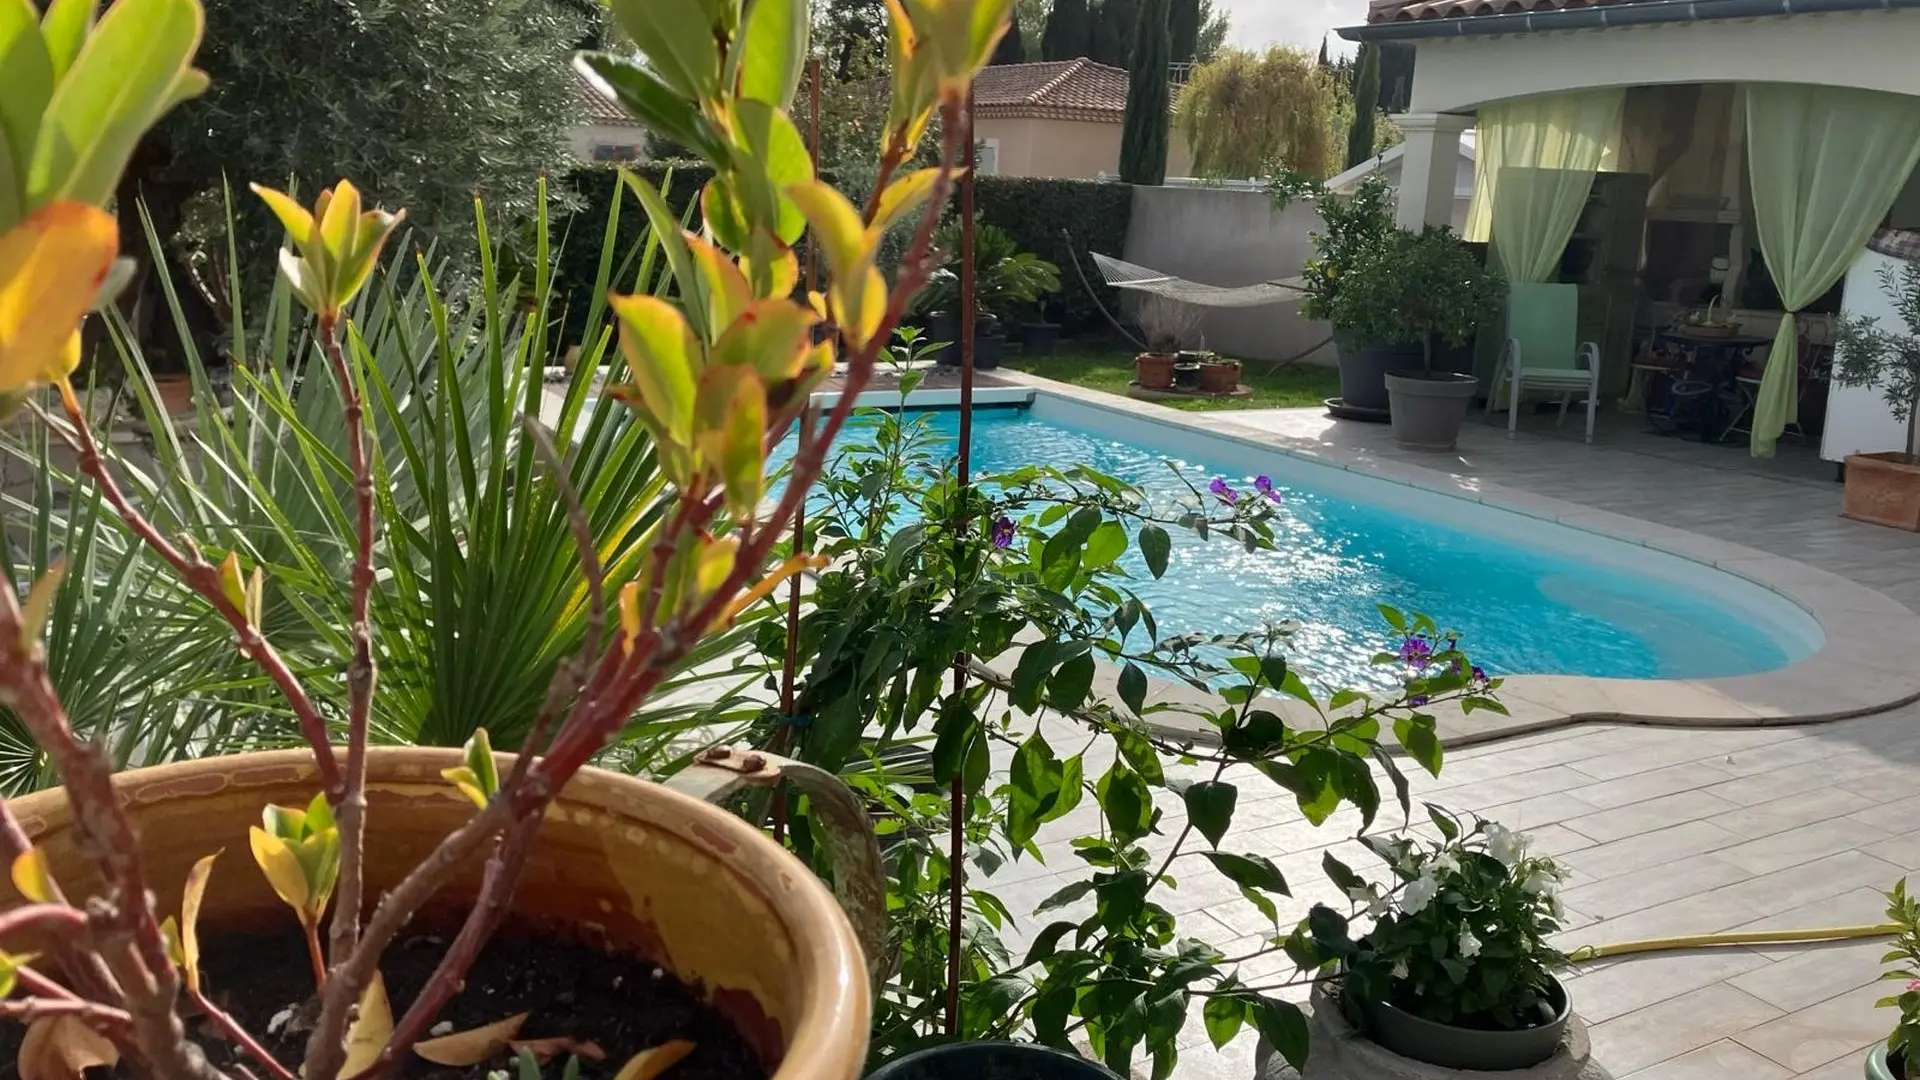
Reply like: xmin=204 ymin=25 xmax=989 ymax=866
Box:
xmin=1275 ymin=172 xmax=1399 ymax=412
xmin=0 ymin=0 xmax=1003 ymax=1077
xmin=1304 ymin=811 xmax=1580 ymax=1071
xmin=1832 ymin=262 xmax=1920 ymax=530
xmin=1327 ymin=226 xmax=1503 ymax=451
xmin=1133 ymin=295 xmax=1204 ymax=389
xmin=917 ymin=223 xmax=1061 ymax=371
xmin=1869 ymin=878 xmax=1919 ymax=1080
xmin=1197 ymin=354 xmax=1241 ymax=394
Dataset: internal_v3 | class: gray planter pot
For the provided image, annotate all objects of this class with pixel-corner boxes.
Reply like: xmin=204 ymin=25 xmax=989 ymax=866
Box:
xmin=1348 ymin=975 xmax=1571 ymax=1071
xmin=1338 ymin=341 xmax=1422 ymax=412
xmin=1867 ymin=1044 xmax=1904 ymax=1080
xmin=1384 ymin=371 xmax=1478 ymax=452
xmin=868 ymin=1041 xmax=1120 ymax=1080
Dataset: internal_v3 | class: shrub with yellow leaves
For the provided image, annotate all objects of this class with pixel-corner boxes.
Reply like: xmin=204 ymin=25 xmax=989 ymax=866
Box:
xmin=0 ymin=0 xmax=1010 ymax=1079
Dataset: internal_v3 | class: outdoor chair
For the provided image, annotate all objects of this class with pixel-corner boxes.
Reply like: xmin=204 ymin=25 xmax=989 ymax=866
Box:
xmin=1484 ymin=281 xmax=1603 ymax=443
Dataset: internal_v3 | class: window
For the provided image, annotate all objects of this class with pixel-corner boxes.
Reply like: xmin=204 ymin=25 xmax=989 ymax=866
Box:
xmin=592 ymin=143 xmax=643 ymax=163
xmin=974 ymin=137 xmax=999 ymax=176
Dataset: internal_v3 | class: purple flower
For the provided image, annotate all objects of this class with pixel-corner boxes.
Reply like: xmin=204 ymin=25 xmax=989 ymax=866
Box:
xmin=1409 ymin=694 xmax=1430 ymax=707
xmin=1254 ymin=475 xmax=1282 ymax=503
xmin=990 ymin=515 xmax=1015 ymax=549
xmin=1398 ymin=636 xmax=1433 ymax=670
xmin=1209 ymin=477 xmax=1240 ymax=505
xmin=1471 ymin=665 xmax=1489 ymax=689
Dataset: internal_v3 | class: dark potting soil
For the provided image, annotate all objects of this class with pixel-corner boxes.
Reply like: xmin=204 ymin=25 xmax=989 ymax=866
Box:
xmin=0 ymin=924 xmax=767 ymax=1080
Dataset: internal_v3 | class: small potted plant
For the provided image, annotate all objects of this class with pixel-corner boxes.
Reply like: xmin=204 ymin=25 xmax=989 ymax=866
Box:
xmin=916 ymin=223 xmax=1060 ymax=371
xmin=1327 ymin=225 xmax=1503 ymax=451
xmin=1197 ymin=353 xmax=1241 ymax=394
xmin=1274 ymin=172 xmax=1399 ymax=412
xmin=1303 ymin=810 xmax=1582 ymax=1072
xmin=1869 ymin=878 xmax=1920 ymax=1080
xmin=1832 ymin=262 xmax=1920 ymax=530
xmin=1133 ymin=295 xmax=1204 ymax=390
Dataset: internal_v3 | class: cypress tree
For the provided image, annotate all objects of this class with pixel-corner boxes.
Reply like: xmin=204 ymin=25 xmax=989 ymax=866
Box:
xmin=1169 ymin=0 xmax=1199 ymax=64
xmin=1042 ymin=0 xmax=1090 ymax=60
xmin=1346 ymin=42 xmax=1381 ymax=169
xmin=993 ymin=8 xmax=1027 ymax=65
xmin=1119 ymin=0 xmax=1170 ymax=185
xmin=1091 ymin=0 xmax=1137 ymax=66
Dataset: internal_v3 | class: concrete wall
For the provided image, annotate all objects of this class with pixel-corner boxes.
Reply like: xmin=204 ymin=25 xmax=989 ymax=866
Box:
xmin=1409 ymin=10 xmax=1920 ymax=113
xmin=1121 ymin=185 xmax=1334 ymax=365
xmin=976 ymin=115 xmax=1194 ymax=180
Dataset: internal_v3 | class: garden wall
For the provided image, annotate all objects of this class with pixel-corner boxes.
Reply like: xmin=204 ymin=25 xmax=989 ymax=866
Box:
xmin=1121 ymin=185 xmax=1336 ymax=365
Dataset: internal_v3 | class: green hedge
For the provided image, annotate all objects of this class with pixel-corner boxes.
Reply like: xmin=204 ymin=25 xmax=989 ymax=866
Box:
xmin=551 ymin=166 xmax=1133 ymax=338
xmin=974 ymin=176 xmax=1132 ymax=332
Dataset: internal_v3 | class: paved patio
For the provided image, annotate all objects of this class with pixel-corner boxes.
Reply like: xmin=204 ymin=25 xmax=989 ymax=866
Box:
xmin=979 ymin=398 xmax=1920 ymax=1080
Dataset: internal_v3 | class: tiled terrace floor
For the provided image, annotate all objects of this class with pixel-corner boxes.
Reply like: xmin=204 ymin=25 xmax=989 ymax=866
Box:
xmin=986 ymin=402 xmax=1920 ymax=1080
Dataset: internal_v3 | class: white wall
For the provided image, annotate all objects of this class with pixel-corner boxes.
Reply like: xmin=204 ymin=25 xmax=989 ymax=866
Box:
xmin=569 ymin=123 xmax=648 ymax=163
xmin=1409 ymin=10 xmax=1920 ymax=113
xmin=1121 ymin=185 xmax=1334 ymax=364
xmin=1824 ymin=249 xmax=1914 ymax=463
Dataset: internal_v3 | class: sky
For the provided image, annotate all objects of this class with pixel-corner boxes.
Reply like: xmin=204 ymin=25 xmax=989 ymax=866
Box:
xmin=1218 ymin=0 xmax=1370 ymax=55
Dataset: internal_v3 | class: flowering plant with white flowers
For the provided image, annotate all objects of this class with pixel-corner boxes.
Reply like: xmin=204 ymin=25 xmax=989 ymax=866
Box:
xmin=1305 ymin=807 xmax=1569 ymax=1031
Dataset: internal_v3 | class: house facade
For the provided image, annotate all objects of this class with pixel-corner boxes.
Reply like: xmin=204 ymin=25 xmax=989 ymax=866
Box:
xmin=972 ymin=59 xmax=1194 ymax=180
xmin=1341 ymin=0 xmax=1920 ymax=461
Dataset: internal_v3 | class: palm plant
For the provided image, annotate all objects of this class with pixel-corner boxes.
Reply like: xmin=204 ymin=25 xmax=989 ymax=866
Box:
xmin=1 ymin=173 xmax=772 ymax=785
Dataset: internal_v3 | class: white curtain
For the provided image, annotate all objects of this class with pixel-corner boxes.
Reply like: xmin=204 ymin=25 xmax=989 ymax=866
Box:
xmin=1465 ymin=89 xmax=1626 ymax=283
xmin=1745 ymin=83 xmax=1920 ymax=457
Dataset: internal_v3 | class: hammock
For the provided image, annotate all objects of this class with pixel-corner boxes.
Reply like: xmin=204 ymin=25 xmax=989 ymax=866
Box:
xmin=1091 ymin=252 xmax=1309 ymax=309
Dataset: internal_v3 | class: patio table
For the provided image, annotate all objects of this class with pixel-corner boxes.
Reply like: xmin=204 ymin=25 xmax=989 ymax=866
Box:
xmin=1652 ymin=328 xmax=1776 ymax=441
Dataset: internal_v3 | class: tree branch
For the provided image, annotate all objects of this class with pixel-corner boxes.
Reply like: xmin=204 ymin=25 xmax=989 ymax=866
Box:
xmin=189 ymin=989 xmax=298 ymax=1080
xmin=44 ymin=384 xmax=341 ymax=793
xmin=320 ymin=315 xmax=378 ymax=972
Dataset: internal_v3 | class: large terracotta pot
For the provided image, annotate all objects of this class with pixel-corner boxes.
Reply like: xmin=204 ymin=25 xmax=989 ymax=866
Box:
xmin=1135 ymin=352 xmax=1176 ymax=389
xmin=1843 ymin=452 xmax=1920 ymax=531
xmin=1197 ymin=359 xmax=1241 ymax=395
xmin=0 ymin=748 xmax=870 ymax=1080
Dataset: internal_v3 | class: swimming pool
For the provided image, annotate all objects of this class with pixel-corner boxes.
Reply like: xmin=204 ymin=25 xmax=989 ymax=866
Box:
xmin=788 ymin=392 xmax=1822 ymax=691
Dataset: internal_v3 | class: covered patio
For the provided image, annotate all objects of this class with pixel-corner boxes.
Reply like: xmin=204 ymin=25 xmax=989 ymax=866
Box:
xmin=1341 ymin=0 xmax=1920 ymax=467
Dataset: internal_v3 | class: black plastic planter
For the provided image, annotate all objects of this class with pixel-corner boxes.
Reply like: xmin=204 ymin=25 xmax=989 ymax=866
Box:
xmin=1345 ymin=974 xmax=1572 ymax=1071
xmin=867 ymin=1042 xmax=1122 ymax=1080
xmin=1337 ymin=340 xmax=1423 ymax=413
xmin=1019 ymin=321 xmax=1061 ymax=356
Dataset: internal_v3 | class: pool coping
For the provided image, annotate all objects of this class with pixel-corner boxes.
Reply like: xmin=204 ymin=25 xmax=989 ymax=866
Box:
xmin=982 ymin=371 xmax=1920 ymax=748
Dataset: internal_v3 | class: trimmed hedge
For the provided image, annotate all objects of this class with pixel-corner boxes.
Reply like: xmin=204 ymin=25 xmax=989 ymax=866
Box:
xmin=551 ymin=166 xmax=1133 ymax=337
xmin=974 ymin=176 xmax=1132 ymax=332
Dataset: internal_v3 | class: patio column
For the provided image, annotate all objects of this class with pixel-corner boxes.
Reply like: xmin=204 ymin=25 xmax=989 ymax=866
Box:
xmin=1395 ymin=112 xmax=1473 ymax=230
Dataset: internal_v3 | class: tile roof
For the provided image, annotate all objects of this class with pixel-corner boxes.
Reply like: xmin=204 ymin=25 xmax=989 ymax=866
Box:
xmin=973 ymin=59 xmax=1130 ymax=122
xmin=575 ymin=70 xmax=643 ymax=127
xmin=1367 ymin=0 xmax=1654 ymax=22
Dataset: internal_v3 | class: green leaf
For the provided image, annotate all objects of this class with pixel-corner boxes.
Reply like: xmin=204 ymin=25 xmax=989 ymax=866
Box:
xmin=0 ymin=0 xmax=54 ymax=225
xmin=1201 ymin=852 xmax=1287 ymax=895
xmin=1117 ymin=661 xmax=1148 ymax=716
xmin=1113 ymin=726 xmax=1164 ymax=785
xmin=1047 ymin=651 xmax=1096 ymax=714
xmin=1043 ymin=755 xmax=1085 ymax=822
xmin=931 ymin=698 xmax=977 ymax=784
xmin=1253 ymin=999 xmax=1310 ymax=1070
xmin=726 ymin=99 xmax=811 ymax=245
xmin=1011 ymin=641 xmax=1056 ymax=714
xmin=1022 ymin=920 xmax=1077 ymax=967
xmin=1394 ymin=716 xmax=1444 ymax=777
xmin=1084 ymin=520 xmax=1127 ymax=568
xmin=1097 ymin=762 xmax=1153 ymax=846
xmin=38 ymin=0 xmax=93 ymax=83
xmin=575 ymin=54 xmax=725 ymax=163
xmin=1333 ymin=752 xmax=1379 ymax=827
xmin=1182 ymin=781 xmax=1237 ymax=849
xmin=1035 ymin=879 xmax=1095 ymax=914
xmin=1377 ymin=603 xmax=1407 ymax=634
xmin=1427 ymin=803 xmax=1460 ymax=841
xmin=1138 ymin=524 xmax=1171 ymax=579
xmin=736 ymin=0 xmax=807 ymax=107
xmin=606 ymin=0 xmax=720 ymax=99
xmin=1321 ymin=850 xmax=1363 ymax=893
xmin=1222 ymin=709 xmax=1288 ymax=758
xmin=1203 ymin=995 xmax=1246 ymax=1050
xmin=28 ymin=0 xmax=206 ymax=208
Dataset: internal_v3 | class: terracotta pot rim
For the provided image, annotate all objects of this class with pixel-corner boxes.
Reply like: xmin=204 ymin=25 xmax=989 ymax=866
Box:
xmin=5 ymin=747 xmax=869 ymax=1080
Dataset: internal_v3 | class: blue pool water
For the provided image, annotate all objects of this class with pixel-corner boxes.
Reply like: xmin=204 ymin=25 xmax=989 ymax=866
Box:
xmin=786 ymin=399 xmax=1817 ymax=690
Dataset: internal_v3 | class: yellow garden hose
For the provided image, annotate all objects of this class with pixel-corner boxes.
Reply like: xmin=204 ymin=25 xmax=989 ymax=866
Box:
xmin=1567 ymin=923 xmax=1901 ymax=963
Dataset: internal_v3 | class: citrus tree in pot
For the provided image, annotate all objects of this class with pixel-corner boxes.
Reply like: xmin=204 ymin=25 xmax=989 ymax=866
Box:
xmin=1272 ymin=172 xmax=1398 ymax=413
xmin=1832 ymin=262 xmax=1920 ymax=531
xmin=0 ymin=2 xmax=1013 ymax=1080
xmin=1294 ymin=810 xmax=1583 ymax=1074
xmin=1868 ymin=879 xmax=1920 ymax=1080
xmin=1326 ymin=226 xmax=1503 ymax=451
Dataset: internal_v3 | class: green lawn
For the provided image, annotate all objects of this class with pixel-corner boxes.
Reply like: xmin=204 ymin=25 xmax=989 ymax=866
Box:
xmin=1002 ymin=344 xmax=1341 ymax=411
